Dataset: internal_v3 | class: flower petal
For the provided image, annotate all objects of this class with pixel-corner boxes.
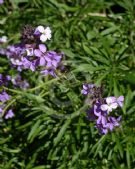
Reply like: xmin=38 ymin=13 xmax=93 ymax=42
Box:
xmin=101 ymin=104 xmax=109 ymax=111
xmin=101 ymin=116 xmax=107 ymax=125
xmin=110 ymin=103 xmax=118 ymax=109
xmin=34 ymin=49 xmax=42 ymax=57
xmin=40 ymin=34 xmax=47 ymax=42
xmin=39 ymin=44 xmax=47 ymax=53
xmin=117 ymin=96 xmax=124 ymax=102
xmin=118 ymin=102 xmax=123 ymax=107
xmin=39 ymin=57 xmax=46 ymax=66
xmin=45 ymin=27 xmax=51 ymax=34
xmin=37 ymin=26 xmax=45 ymax=33
xmin=106 ymin=97 xmax=116 ymax=104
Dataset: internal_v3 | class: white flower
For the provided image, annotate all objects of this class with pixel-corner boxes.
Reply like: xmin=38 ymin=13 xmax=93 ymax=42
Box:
xmin=101 ymin=97 xmax=118 ymax=113
xmin=36 ymin=26 xmax=51 ymax=42
xmin=0 ymin=36 xmax=7 ymax=43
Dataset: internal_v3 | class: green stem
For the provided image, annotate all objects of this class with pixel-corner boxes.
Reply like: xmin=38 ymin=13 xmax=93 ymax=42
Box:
xmin=27 ymin=77 xmax=59 ymax=92
xmin=3 ymin=86 xmax=22 ymax=94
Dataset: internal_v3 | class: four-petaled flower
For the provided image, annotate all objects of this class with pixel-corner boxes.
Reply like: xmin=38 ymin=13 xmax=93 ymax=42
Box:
xmin=81 ymin=84 xmax=95 ymax=95
xmin=101 ymin=97 xmax=118 ymax=113
xmin=35 ymin=26 xmax=51 ymax=42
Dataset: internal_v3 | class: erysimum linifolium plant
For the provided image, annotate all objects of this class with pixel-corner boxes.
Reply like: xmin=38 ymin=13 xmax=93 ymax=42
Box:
xmin=0 ymin=24 xmax=126 ymax=168
xmin=0 ymin=0 xmax=135 ymax=169
xmin=0 ymin=23 xmax=124 ymax=133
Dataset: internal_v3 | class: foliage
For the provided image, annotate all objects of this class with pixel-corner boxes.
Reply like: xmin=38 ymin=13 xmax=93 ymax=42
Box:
xmin=0 ymin=0 xmax=135 ymax=168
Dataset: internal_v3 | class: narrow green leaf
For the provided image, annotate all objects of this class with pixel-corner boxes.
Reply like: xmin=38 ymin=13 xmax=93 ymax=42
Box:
xmin=27 ymin=120 xmax=41 ymax=142
xmin=54 ymin=119 xmax=71 ymax=146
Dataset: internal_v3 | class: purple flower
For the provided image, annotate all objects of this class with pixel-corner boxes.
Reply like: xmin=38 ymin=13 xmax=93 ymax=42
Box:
xmin=21 ymin=58 xmax=36 ymax=71
xmin=0 ymin=0 xmax=4 ymax=4
xmin=101 ymin=96 xmax=124 ymax=113
xmin=93 ymin=100 xmax=122 ymax=134
xmin=96 ymin=116 xmax=121 ymax=134
xmin=45 ymin=51 xmax=62 ymax=68
xmin=0 ymin=74 xmax=11 ymax=86
xmin=5 ymin=109 xmax=14 ymax=119
xmin=7 ymin=45 xmax=25 ymax=66
xmin=4 ymin=25 xmax=63 ymax=78
xmin=38 ymin=50 xmax=62 ymax=77
xmin=11 ymin=75 xmax=29 ymax=89
xmin=0 ymin=91 xmax=10 ymax=102
xmin=101 ymin=97 xmax=118 ymax=113
xmin=81 ymin=84 xmax=95 ymax=95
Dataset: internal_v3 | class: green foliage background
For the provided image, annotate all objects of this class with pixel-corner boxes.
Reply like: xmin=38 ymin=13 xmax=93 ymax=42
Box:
xmin=0 ymin=0 xmax=135 ymax=168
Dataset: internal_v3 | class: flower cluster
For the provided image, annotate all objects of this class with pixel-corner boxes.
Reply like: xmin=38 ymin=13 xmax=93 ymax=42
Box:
xmin=82 ymin=84 xmax=124 ymax=134
xmin=0 ymin=25 xmax=63 ymax=120
xmin=5 ymin=25 xmax=62 ymax=76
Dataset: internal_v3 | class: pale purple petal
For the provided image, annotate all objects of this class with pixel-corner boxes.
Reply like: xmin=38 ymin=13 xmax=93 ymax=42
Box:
xmin=30 ymin=63 xmax=36 ymax=71
xmin=52 ymin=60 xmax=57 ymax=67
xmin=39 ymin=44 xmax=46 ymax=53
xmin=34 ymin=49 xmax=42 ymax=57
xmin=39 ymin=57 xmax=46 ymax=66
xmin=118 ymin=96 xmax=124 ymax=102
xmin=46 ymin=61 xmax=52 ymax=67
xmin=45 ymin=56 xmax=51 ymax=62
xmin=101 ymin=116 xmax=107 ymax=125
